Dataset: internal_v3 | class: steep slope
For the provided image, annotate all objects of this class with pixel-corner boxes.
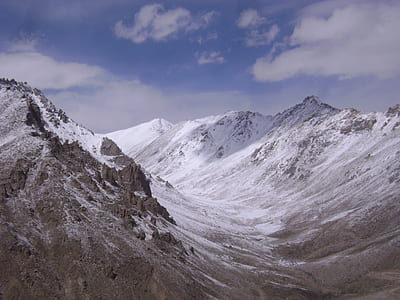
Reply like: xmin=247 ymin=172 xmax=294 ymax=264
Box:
xmin=105 ymin=118 xmax=173 ymax=158
xmin=131 ymin=110 xmax=276 ymax=183
xmin=0 ymin=79 xmax=213 ymax=300
xmin=116 ymin=96 xmax=400 ymax=299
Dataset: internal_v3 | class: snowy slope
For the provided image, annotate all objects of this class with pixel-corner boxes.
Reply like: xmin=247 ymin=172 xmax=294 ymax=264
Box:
xmin=105 ymin=118 xmax=173 ymax=158
xmin=115 ymin=95 xmax=400 ymax=298
xmin=4 ymin=81 xmax=125 ymax=168
xmin=133 ymin=110 xmax=276 ymax=182
xmin=134 ymin=96 xmax=338 ymax=183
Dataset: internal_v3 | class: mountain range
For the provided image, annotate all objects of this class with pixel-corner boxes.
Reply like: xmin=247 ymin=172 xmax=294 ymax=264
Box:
xmin=1 ymin=79 xmax=400 ymax=299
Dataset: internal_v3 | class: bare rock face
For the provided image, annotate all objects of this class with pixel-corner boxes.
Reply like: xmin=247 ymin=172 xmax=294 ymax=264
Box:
xmin=386 ymin=104 xmax=400 ymax=117
xmin=25 ymin=98 xmax=46 ymax=133
xmin=0 ymin=159 xmax=32 ymax=198
xmin=100 ymin=137 xmax=123 ymax=156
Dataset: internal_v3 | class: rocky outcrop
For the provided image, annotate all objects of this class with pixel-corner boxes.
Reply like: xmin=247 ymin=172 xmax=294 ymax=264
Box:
xmin=340 ymin=112 xmax=377 ymax=134
xmin=0 ymin=159 xmax=33 ymax=199
xmin=386 ymin=104 xmax=400 ymax=117
xmin=100 ymin=137 xmax=123 ymax=156
xmin=25 ymin=97 xmax=46 ymax=133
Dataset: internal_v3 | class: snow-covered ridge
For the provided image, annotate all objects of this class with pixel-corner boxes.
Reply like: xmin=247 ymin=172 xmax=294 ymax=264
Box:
xmin=108 ymin=96 xmax=341 ymax=169
xmin=104 ymin=118 xmax=173 ymax=158
xmin=272 ymin=95 xmax=340 ymax=128
xmin=114 ymin=97 xmax=343 ymax=183
xmin=0 ymin=79 xmax=117 ymax=167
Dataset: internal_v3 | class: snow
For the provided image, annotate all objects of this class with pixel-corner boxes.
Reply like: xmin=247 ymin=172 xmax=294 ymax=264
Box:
xmin=112 ymin=97 xmax=400 ymax=268
xmin=104 ymin=118 xmax=173 ymax=158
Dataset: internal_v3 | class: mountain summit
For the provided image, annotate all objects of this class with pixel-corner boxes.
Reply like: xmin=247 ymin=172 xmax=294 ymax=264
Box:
xmin=105 ymin=118 xmax=173 ymax=158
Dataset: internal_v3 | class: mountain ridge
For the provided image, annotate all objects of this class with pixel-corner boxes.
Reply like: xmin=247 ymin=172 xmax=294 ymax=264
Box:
xmin=109 ymin=91 xmax=400 ymax=299
xmin=0 ymin=79 xmax=215 ymax=300
xmin=1 ymin=79 xmax=400 ymax=299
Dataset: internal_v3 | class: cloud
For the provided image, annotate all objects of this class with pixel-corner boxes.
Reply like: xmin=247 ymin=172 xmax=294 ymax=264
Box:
xmin=252 ymin=1 xmax=400 ymax=82
xmin=245 ymin=25 xmax=279 ymax=47
xmin=114 ymin=4 xmax=217 ymax=43
xmin=236 ymin=9 xmax=267 ymax=28
xmin=194 ymin=32 xmax=218 ymax=44
xmin=7 ymin=33 xmax=40 ymax=52
xmin=0 ymin=47 xmax=106 ymax=89
xmin=236 ymin=9 xmax=278 ymax=47
xmin=49 ymin=81 xmax=252 ymax=133
xmin=0 ymin=35 xmax=246 ymax=133
xmin=50 ymin=80 xmax=168 ymax=132
xmin=195 ymin=51 xmax=225 ymax=65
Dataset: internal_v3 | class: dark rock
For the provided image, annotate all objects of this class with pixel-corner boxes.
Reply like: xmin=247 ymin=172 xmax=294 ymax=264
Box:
xmin=143 ymin=197 xmax=176 ymax=224
xmin=35 ymin=170 xmax=48 ymax=185
xmin=119 ymin=164 xmax=152 ymax=197
xmin=100 ymin=137 xmax=123 ymax=156
xmin=340 ymin=116 xmax=377 ymax=134
xmin=385 ymin=104 xmax=400 ymax=117
xmin=0 ymin=159 xmax=32 ymax=198
xmin=136 ymin=230 xmax=146 ymax=240
xmin=25 ymin=98 xmax=46 ymax=133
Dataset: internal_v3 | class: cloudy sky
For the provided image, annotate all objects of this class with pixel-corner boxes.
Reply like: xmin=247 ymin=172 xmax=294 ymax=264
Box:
xmin=1 ymin=0 xmax=400 ymax=132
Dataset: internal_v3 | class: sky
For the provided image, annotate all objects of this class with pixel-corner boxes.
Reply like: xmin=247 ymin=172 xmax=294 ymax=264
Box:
xmin=1 ymin=0 xmax=400 ymax=132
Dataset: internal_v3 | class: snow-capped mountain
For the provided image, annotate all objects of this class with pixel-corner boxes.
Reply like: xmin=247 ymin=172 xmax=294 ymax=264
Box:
xmin=129 ymin=96 xmax=340 ymax=183
xmin=109 ymin=95 xmax=400 ymax=299
xmin=2 ymin=79 xmax=400 ymax=299
xmin=105 ymin=118 xmax=173 ymax=158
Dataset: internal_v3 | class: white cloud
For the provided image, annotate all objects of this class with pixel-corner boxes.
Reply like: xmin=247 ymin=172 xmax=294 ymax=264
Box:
xmin=50 ymin=80 xmax=168 ymax=132
xmin=195 ymin=32 xmax=218 ymax=44
xmin=0 ymin=49 xmax=106 ymax=90
xmin=50 ymin=81 xmax=251 ymax=133
xmin=245 ymin=25 xmax=279 ymax=47
xmin=236 ymin=9 xmax=278 ymax=47
xmin=0 ymin=36 xmax=246 ymax=133
xmin=195 ymin=51 xmax=225 ymax=65
xmin=7 ymin=34 xmax=40 ymax=52
xmin=114 ymin=4 xmax=217 ymax=43
xmin=252 ymin=1 xmax=400 ymax=81
xmin=237 ymin=9 xmax=267 ymax=28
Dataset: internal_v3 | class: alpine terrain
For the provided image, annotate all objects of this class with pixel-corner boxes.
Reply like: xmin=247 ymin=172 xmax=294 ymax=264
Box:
xmin=108 ymin=96 xmax=400 ymax=299
xmin=1 ymin=79 xmax=400 ymax=299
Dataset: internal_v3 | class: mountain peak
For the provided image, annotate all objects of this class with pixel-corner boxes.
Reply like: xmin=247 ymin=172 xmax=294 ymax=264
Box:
xmin=105 ymin=118 xmax=173 ymax=158
xmin=148 ymin=118 xmax=173 ymax=130
xmin=302 ymin=95 xmax=321 ymax=104
xmin=273 ymin=96 xmax=340 ymax=128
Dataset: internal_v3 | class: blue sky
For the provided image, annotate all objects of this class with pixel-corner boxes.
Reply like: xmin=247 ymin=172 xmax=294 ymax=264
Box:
xmin=1 ymin=0 xmax=400 ymax=132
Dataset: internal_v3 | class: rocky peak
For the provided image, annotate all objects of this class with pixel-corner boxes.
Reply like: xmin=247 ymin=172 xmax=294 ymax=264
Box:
xmin=0 ymin=79 xmax=173 ymax=222
xmin=386 ymin=104 xmax=400 ymax=117
xmin=302 ymin=95 xmax=320 ymax=104
xmin=273 ymin=95 xmax=340 ymax=128
xmin=100 ymin=137 xmax=123 ymax=156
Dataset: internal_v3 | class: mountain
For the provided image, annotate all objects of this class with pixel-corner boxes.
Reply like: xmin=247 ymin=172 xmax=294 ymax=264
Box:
xmin=0 ymin=79 xmax=217 ymax=299
xmin=2 ymin=78 xmax=400 ymax=299
xmin=105 ymin=118 xmax=173 ymax=158
xmin=110 ymin=95 xmax=400 ymax=299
